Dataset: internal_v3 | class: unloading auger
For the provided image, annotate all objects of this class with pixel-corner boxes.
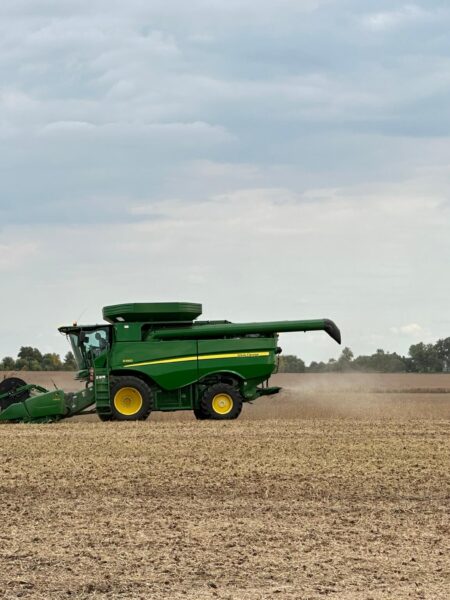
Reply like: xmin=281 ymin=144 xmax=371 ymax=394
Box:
xmin=0 ymin=302 xmax=341 ymax=423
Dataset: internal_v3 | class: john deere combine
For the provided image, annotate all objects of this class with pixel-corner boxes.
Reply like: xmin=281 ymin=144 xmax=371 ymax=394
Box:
xmin=0 ymin=303 xmax=340 ymax=423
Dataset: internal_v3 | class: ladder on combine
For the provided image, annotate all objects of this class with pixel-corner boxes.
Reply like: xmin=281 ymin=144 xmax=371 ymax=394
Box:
xmin=93 ymin=367 xmax=112 ymax=419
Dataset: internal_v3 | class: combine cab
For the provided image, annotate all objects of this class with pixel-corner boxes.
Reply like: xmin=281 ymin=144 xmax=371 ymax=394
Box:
xmin=0 ymin=302 xmax=341 ymax=423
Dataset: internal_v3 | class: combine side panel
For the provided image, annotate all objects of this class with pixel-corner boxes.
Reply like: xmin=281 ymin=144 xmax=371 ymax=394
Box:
xmin=113 ymin=340 xmax=199 ymax=391
xmin=197 ymin=337 xmax=277 ymax=384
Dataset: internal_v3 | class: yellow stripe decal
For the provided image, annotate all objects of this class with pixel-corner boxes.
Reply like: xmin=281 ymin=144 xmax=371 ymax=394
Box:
xmin=124 ymin=351 xmax=270 ymax=368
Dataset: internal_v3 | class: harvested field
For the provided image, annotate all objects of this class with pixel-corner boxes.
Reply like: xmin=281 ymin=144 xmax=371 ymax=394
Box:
xmin=0 ymin=373 xmax=449 ymax=599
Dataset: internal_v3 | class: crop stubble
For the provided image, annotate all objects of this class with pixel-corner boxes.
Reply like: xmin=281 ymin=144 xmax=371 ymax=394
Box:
xmin=0 ymin=374 xmax=449 ymax=599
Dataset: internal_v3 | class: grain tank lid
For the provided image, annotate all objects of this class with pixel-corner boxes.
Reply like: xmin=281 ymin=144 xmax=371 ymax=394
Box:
xmin=102 ymin=302 xmax=202 ymax=324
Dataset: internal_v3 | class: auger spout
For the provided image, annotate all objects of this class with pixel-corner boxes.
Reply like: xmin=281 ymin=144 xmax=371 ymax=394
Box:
xmin=151 ymin=318 xmax=341 ymax=344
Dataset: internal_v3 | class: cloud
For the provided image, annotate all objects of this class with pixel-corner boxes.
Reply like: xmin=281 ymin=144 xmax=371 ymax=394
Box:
xmin=41 ymin=120 xmax=97 ymax=133
xmin=38 ymin=120 xmax=233 ymax=141
xmin=0 ymin=241 xmax=40 ymax=272
xmin=361 ymin=5 xmax=433 ymax=31
xmin=390 ymin=323 xmax=427 ymax=337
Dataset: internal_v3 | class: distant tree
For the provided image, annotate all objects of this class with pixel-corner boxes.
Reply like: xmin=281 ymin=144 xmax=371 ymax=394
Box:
xmin=278 ymin=354 xmax=306 ymax=373
xmin=434 ymin=338 xmax=450 ymax=372
xmin=63 ymin=352 xmax=77 ymax=371
xmin=326 ymin=358 xmax=337 ymax=372
xmin=0 ymin=357 xmax=15 ymax=371
xmin=41 ymin=353 xmax=63 ymax=371
xmin=18 ymin=346 xmax=43 ymax=364
xmin=0 ymin=347 xmax=73 ymax=371
xmin=352 ymin=349 xmax=407 ymax=373
xmin=341 ymin=347 xmax=354 ymax=362
xmin=308 ymin=361 xmax=327 ymax=373
xmin=29 ymin=359 xmax=43 ymax=371
xmin=14 ymin=358 xmax=29 ymax=370
xmin=309 ymin=358 xmax=339 ymax=372
xmin=408 ymin=342 xmax=441 ymax=373
xmin=335 ymin=347 xmax=354 ymax=371
xmin=13 ymin=347 xmax=44 ymax=370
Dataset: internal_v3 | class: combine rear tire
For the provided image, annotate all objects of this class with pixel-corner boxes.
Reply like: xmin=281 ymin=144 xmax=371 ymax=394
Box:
xmin=110 ymin=376 xmax=153 ymax=421
xmin=200 ymin=383 xmax=243 ymax=420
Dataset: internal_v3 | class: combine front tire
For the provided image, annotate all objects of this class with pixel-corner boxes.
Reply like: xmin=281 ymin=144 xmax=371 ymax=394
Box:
xmin=98 ymin=413 xmax=113 ymax=422
xmin=200 ymin=383 xmax=243 ymax=420
xmin=110 ymin=376 xmax=153 ymax=421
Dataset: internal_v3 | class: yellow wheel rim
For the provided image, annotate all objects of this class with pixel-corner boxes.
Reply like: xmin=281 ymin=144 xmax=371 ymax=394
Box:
xmin=113 ymin=387 xmax=143 ymax=416
xmin=212 ymin=393 xmax=233 ymax=415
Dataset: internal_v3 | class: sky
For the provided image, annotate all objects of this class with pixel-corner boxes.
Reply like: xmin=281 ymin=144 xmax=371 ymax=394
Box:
xmin=1 ymin=0 xmax=450 ymax=363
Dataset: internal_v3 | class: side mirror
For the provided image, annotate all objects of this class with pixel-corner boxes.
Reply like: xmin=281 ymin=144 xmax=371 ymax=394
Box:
xmin=79 ymin=331 xmax=87 ymax=343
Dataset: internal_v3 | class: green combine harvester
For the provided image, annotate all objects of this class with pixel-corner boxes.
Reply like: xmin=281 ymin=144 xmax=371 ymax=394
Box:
xmin=0 ymin=303 xmax=341 ymax=423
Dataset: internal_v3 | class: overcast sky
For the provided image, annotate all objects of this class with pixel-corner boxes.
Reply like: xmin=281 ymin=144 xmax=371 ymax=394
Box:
xmin=1 ymin=0 xmax=450 ymax=362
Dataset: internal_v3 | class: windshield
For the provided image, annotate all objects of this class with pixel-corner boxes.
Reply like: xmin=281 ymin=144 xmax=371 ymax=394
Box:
xmin=68 ymin=327 xmax=110 ymax=369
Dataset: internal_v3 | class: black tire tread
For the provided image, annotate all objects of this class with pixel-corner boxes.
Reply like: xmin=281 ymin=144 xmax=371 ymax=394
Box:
xmin=199 ymin=383 xmax=243 ymax=420
xmin=109 ymin=376 xmax=153 ymax=421
xmin=98 ymin=413 xmax=113 ymax=422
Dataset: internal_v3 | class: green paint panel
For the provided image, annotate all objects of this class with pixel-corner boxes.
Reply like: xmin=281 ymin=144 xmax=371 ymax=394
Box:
xmin=153 ymin=386 xmax=194 ymax=411
xmin=0 ymin=401 xmax=29 ymax=422
xmin=25 ymin=390 xmax=66 ymax=418
xmin=0 ymin=390 xmax=66 ymax=422
xmin=197 ymin=337 xmax=276 ymax=383
xmin=111 ymin=340 xmax=199 ymax=390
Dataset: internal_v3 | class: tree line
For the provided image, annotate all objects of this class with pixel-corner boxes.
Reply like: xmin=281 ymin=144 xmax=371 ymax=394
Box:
xmin=278 ymin=338 xmax=450 ymax=373
xmin=0 ymin=347 xmax=77 ymax=371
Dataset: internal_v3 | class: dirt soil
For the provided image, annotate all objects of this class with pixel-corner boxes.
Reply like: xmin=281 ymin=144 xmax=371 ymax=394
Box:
xmin=0 ymin=374 xmax=449 ymax=599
